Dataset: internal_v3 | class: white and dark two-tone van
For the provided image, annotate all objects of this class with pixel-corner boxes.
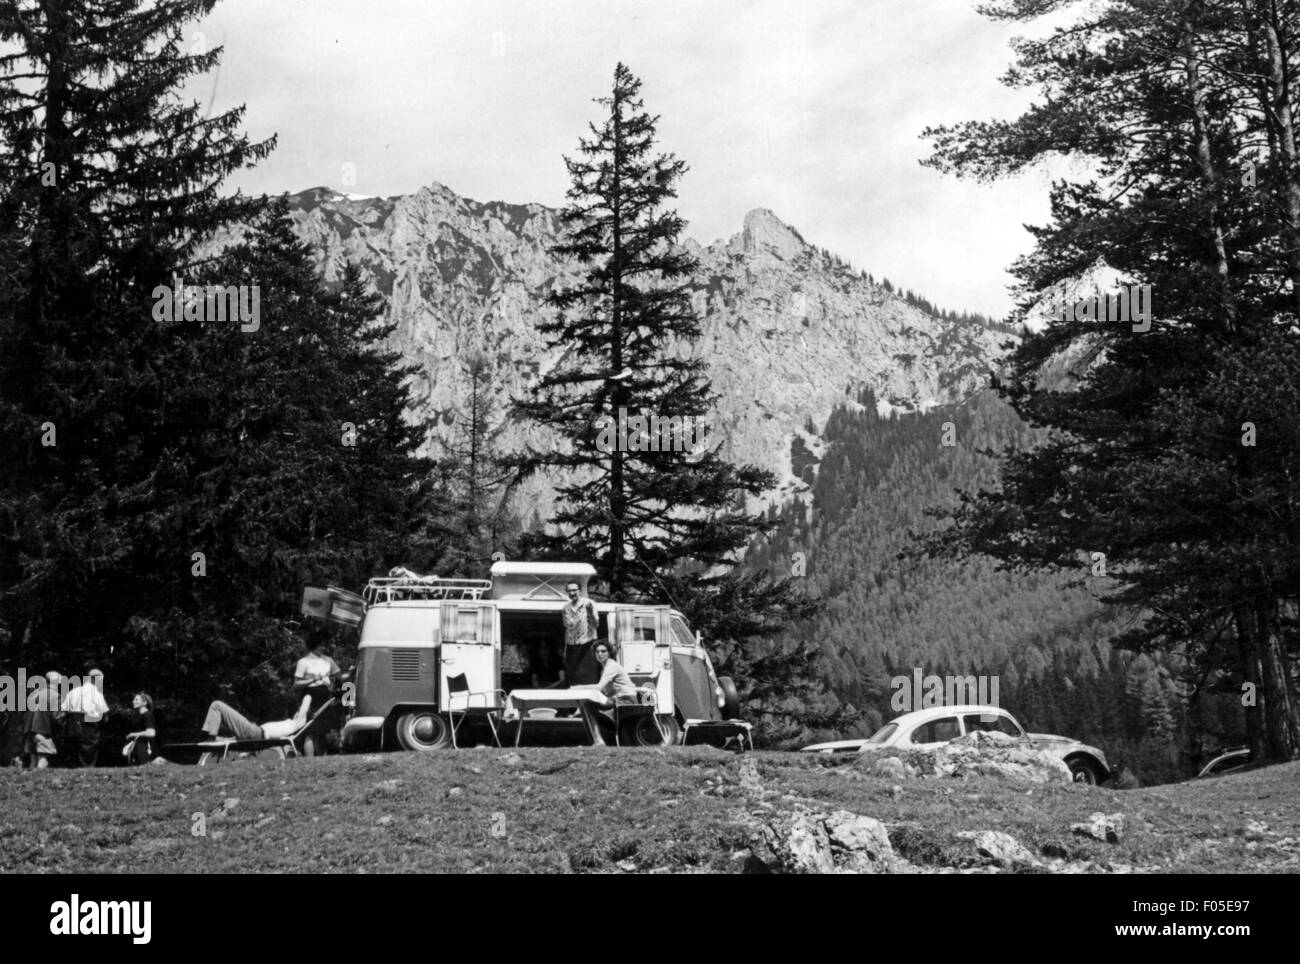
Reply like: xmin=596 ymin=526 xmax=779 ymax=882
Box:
xmin=302 ymin=561 xmax=747 ymax=751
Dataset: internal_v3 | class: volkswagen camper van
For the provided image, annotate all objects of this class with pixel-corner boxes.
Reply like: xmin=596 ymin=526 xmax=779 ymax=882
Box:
xmin=302 ymin=561 xmax=745 ymax=751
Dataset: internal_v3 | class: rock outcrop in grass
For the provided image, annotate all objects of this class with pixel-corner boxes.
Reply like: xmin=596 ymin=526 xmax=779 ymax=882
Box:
xmin=854 ymin=730 xmax=1073 ymax=784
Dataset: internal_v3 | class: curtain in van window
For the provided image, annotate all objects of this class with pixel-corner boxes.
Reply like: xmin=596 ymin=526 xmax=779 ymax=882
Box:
xmin=656 ymin=609 xmax=672 ymax=649
xmin=439 ymin=603 xmax=455 ymax=645
xmin=615 ymin=609 xmax=634 ymax=648
xmin=478 ymin=606 xmax=493 ymax=646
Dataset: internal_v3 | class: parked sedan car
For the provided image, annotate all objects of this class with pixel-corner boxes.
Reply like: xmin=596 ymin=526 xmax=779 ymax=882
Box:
xmin=801 ymin=704 xmax=1111 ymax=784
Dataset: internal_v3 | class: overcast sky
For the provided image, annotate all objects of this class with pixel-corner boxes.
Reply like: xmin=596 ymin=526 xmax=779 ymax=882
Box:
xmin=192 ymin=0 xmax=1055 ymax=318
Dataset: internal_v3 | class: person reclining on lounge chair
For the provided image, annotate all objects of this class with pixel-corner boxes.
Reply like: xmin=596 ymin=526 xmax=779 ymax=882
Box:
xmin=200 ymin=695 xmax=311 ymax=742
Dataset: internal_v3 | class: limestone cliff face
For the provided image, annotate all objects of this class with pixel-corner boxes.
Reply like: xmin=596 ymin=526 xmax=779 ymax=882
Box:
xmin=282 ymin=183 xmax=1006 ymax=509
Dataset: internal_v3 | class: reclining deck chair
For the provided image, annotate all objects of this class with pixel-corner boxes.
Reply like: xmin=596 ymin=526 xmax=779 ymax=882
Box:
xmin=180 ymin=693 xmax=341 ymax=764
xmin=611 ymin=676 xmax=661 ymax=746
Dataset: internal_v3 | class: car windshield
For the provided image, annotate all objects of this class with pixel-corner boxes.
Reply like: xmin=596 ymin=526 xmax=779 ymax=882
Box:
xmin=866 ymin=723 xmax=898 ymax=744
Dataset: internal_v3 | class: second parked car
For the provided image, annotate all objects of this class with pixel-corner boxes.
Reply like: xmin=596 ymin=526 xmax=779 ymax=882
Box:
xmin=800 ymin=704 xmax=1111 ymax=784
xmin=1196 ymin=746 xmax=1250 ymax=778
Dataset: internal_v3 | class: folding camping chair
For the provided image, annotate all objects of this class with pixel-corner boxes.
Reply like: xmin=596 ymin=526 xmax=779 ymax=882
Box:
xmin=445 ymin=673 xmax=505 ymax=748
xmin=681 ymin=718 xmax=754 ymax=751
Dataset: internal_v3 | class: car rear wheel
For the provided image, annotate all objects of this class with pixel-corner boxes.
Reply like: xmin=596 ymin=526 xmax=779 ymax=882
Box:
xmin=395 ymin=712 xmax=451 ymax=751
xmin=1068 ymin=757 xmax=1104 ymax=785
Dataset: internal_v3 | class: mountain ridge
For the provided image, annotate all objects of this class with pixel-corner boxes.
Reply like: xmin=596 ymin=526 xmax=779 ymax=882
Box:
xmin=278 ymin=181 xmax=1010 ymax=511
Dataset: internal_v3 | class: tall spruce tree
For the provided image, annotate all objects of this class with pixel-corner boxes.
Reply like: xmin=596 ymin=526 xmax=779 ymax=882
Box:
xmin=513 ymin=63 xmax=771 ymax=598
xmin=0 ymin=0 xmax=273 ymax=670
xmin=128 ymin=208 xmax=438 ymax=714
xmin=512 ymin=64 xmax=845 ymax=745
xmin=0 ymin=3 xmax=438 ymax=718
xmin=923 ymin=0 xmax=1300 ymax=762
xmin=437 ymin=347 xmax=518 ymax=575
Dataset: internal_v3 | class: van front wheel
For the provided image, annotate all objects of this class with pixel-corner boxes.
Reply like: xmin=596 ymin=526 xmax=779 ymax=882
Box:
xmin=395 ymin=712 xmax=451 ymax=751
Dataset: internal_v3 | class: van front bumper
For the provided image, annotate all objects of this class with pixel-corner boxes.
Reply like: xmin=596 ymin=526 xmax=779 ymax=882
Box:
xmin=341 ymin=716 xmax=385 ymax=749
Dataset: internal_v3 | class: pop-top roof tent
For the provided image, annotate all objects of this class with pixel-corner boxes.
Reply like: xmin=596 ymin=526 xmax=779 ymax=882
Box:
xmin=489 ymin=561 xmax=596 ymax=601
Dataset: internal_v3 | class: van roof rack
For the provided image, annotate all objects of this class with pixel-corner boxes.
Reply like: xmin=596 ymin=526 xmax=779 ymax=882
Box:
xmin=363 ymin=570 xmax=492 ymax=604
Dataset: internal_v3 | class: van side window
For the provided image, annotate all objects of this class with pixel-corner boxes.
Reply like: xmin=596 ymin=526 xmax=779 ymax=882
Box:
xmin=452 ymin=609 xmax=480 ymax=643
xmin=632 ymin=613 xmax=656 ymax=641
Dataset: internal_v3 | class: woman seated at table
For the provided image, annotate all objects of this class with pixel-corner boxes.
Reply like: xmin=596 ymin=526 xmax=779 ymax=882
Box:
xmin=576 ymin=641 xmax=642 ymax=746
xmin=592 ymin=642 xmax=639 ymax=706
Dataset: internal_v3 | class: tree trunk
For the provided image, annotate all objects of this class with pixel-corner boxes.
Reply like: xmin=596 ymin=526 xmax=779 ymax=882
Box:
xmin=1235 ymin=597 xmax=1300 ymax=760
xmin=1182 ymin=10 xmax=1238 ymax=331
xmin=1258 ymin=0 xmax=1300 ymax=316
xmin=608 ymin=80 xmax=625 ymax=597
xmin=1236 ymin=602 xmax=1266 ymax=759
xmin=29 ymin=1 xmax=71 ymax=335
xmin=1254 ymin=594 xmax=1300 ymax=759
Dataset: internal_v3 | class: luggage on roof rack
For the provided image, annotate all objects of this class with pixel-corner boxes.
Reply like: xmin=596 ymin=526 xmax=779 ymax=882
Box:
xmin=362 ymin=567 xmax=492 ymax=605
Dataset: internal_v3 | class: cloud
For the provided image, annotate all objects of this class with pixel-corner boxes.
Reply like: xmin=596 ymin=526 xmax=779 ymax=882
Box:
xmin=194 ymin=0 xmax=1050 ymax=316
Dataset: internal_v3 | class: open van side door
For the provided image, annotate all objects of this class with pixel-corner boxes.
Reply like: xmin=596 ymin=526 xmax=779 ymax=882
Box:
xmin=301 ymin=586 xmax=366 ymax=628
xmin=435 ymin=601 xmax=500 ymax=711
xmin=613 ymin=605 xmax=674 ymax=714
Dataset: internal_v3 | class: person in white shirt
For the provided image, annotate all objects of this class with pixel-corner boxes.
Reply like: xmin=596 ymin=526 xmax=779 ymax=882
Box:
xmin=201 ymin=640 xmax=332 ymax=745
xmin=60 ymin=669 xmax=110 ymax=767
xmin=293 ymin=640 xmax=341 ymax=715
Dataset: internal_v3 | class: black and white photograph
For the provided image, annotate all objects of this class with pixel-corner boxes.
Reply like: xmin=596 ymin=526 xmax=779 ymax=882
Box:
xmin=0 ymin=0 xmax=1293 ymax=928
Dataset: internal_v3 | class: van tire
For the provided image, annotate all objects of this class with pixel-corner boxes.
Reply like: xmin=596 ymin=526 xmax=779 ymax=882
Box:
xmin=718 ymin=677 xmax=742 ymax=719
xmin=633 ymin=714 xmax=681 ymax=746
xmin=395 ymin=712 xmax=451 ymax=751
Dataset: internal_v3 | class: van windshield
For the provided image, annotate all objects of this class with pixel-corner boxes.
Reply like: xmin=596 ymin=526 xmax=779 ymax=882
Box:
xmin=669 ymin=616 xmax=695 ymax=647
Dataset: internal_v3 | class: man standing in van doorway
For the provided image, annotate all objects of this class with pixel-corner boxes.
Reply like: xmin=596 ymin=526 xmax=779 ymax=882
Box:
xmin=562 ymin=581 xmax=600 ymax=686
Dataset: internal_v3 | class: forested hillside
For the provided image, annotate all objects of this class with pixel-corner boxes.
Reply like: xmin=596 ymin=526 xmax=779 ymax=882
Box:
xmin=746 ymin=390 xmax=1247 ymax=783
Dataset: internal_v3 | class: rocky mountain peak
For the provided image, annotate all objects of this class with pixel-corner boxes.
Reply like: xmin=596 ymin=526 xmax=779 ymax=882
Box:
xmin=731 ymin=208 xmax=807 ymax=260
